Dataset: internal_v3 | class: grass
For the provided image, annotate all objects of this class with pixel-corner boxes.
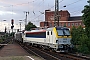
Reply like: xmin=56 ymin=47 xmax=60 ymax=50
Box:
xmin=11 ymin=56 xmax=24 ymax=60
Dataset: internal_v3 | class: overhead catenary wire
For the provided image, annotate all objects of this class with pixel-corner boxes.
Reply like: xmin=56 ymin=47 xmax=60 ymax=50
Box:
xmin=62 ymin=0 xmax=83 ymax=8
xmin=0 ymin=0 xmax=85 ymax=23
xmin=0 ymin=0 xmax=44 ymax=20
xmin=0 ymin=0 xmax=84 ymax=14
xmin=28 ymin=0 xmax=45 ymax=23
xmin=31 ymin=14 xmax=43 ymax=21
xmin=0 ymin=0 xmax=63 ymax=15
xmin=47 ymin=0 xmax=83 ymax=10
xmin=26 ymin=0 xmax=84 ymax=23
xmin=0 ymin=0 xmax=38 ymax=8
xmin=32 ymin=0 xmax=45 ymax=15
xmin=47 ymin=0 xmax=64 ymax=10
xmin=70 ymin=9 xmax=83 ymax=15
xmin=0 ymin=0 xmax=37 ymax=15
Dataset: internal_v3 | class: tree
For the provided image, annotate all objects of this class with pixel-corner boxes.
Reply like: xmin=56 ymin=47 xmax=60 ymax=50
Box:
xmin=71 ymin=26 xmax=84 ymax=45
xmin=71 ymin=26 xmax=77 ymax=45
xmin=81 ymin=0 xmax=90 ymax=54
xmin=25 ymin=22 xmax=37 ymax=30
xmin=77 ymin=31 xmax=89 ymax=54
xmin=71 ymin=26 xmax=90 ymax=54
xmin=82 ymin=0 xmax=90 ymax=38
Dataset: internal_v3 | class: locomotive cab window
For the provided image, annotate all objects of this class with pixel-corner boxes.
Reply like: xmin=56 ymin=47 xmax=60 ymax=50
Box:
xmin=63 ymin=29 xmax=70 ymax=36
xmin=56 ymin=27 xmax=70 ymax=36
xmin=57 ymin=30 xmax=63 ymax=36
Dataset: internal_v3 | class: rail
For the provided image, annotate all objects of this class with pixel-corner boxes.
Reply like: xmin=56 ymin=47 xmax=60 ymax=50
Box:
xmin=17 ymin=42 xmax=90 ymax=60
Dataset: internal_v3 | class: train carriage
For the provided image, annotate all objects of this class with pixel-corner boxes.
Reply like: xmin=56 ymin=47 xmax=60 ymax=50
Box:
xmin=14 ymin=32 xmax=22 ymax=42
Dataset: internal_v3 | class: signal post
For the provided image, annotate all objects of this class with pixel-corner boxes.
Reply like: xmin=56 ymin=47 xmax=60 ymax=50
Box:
xmin=11 ymin=19 xmax=14 ymax=37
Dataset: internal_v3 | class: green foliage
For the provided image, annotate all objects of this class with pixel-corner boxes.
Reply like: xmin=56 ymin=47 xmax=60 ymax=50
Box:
xmin=0 ymin=39 xmax=3 ymax=43
xmin=0 ymin=36 xmax=5 ymax=43
xmin=71 ymin=0 xmax=90 ymax=54
xmin=1 ymin=35 xmax=6 ymax=40
xmin=71 ymin=26 xmax=90 ymax=54
xmin=25 ymin=22 xmax=37 ymax=30
xmin=78 ymin=44 xmax=89 ymax=54
xmin=82 ymin=0 xmax=90 ymax=38
xmin=71 ymin=26 xmax=77 ymax=45
xmin=71 ymin=26 xmax=84 ymax=45
xmin=10 ymin=32 xmax=15 ymax=37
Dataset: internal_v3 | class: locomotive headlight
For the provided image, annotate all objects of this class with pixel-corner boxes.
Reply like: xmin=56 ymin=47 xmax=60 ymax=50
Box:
xmin=55 ymin=45 xmax=57 ymax=47
xmin=69 ymin=36 xmax=71 ymax=38
xmin=59 ymin=45 xmax=63 ymax=48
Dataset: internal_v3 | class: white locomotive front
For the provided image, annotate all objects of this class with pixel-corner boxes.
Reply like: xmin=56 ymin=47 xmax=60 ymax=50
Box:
xmin=45 ymin=27 xmax=71 ymax=52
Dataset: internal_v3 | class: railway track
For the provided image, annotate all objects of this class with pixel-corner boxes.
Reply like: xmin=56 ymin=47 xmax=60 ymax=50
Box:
xmin=20 ymin=43 xmax=59 ymax=60
xmin=18 ymin=42 xmax=90 ymax=60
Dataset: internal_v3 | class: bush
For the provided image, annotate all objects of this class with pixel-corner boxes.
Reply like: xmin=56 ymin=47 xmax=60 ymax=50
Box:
xmin=77 ymin=44 xmax=90 ymax=54
xmin=0 ymin=39 xmax=3 ymax=43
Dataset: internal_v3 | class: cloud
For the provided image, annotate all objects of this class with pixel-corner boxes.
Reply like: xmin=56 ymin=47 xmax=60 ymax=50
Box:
xmin=0 ymin=11 xmax=16 ymax=15
xmin=0 ymin=21 xmax=25 ymax=32
xmin=0 ymin=0 xmax=88 ymax=32
xmin=0 ymin=0 xmax=34 ymax=5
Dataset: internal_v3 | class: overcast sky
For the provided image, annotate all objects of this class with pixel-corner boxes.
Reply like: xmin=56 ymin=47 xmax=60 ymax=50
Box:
xmin=0 ymin=0 xmax=88 ymax=32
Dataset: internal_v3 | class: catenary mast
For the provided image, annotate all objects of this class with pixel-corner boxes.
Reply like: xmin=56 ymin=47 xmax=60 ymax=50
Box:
xmin=54 ymin=0 xmax=59 ymax=26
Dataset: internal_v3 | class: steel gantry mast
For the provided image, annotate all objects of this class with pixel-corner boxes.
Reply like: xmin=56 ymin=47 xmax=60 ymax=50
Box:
xmin=54 ymin=0 xmax=59 ymax=27
xmin=24 ymin=11 xmax=29 ymax=30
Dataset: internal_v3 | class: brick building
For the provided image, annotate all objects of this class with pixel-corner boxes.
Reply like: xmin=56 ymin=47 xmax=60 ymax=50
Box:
xmin=40 ymin=10 xmax=85 ymax=30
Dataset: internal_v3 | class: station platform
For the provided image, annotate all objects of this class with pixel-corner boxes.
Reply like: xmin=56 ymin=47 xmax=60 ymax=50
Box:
xmin=0 ymin=42 xmax=43 ymax=60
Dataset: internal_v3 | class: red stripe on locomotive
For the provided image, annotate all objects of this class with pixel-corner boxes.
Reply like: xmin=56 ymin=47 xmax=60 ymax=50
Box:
xmin=26 ymin=30 xmax=46 ymax=34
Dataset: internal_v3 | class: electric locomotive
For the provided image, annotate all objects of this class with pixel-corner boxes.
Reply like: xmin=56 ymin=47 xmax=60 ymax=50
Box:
xmin=22 ymin=26 xmax=71 ymax=52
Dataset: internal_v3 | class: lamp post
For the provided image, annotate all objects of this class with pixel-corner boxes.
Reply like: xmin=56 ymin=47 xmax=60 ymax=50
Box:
xmin=19 ymin=20 xmax=22 ymax=31
xmin=20 ymin=22 xmax=21 ymax=31
xmin=3 ymin=20 xmax=7 ymax=39
xmin=3 ymin=20 xmax=7 ymax=33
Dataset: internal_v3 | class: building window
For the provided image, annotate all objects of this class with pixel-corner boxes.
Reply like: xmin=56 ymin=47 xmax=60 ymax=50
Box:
xmin=68 ymin=23 xmax=70 ymax=26
xmin=44 ymin=22 xmax=48 ymax=26
xmin=79 ymin=23 xmax=81 ymax=25
xmin=64 ymin=23 xmax=66 ymax=27
xmin=59 ymin=23 xmax=62 ymax=26
xmin=75 ymin=23 xmax=78 ymax=26
xmin=50 ymin=16 xmax=54 ymax=20
xmin=49 ymin=23 xmax=52 ymax=27
xmin=72 ymin=23 xmax=74 ymax=26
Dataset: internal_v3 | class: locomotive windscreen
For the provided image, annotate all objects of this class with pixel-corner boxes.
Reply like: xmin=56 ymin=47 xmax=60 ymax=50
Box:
xmin=56 ymin=27 xmax=70 ymax=36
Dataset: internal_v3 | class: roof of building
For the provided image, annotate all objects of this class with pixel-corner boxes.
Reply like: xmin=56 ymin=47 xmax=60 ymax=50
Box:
xmin=69 ymin=16 xmax=82 ymax=21
xmin=45 ymin=10 xmax=70 ymax=14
